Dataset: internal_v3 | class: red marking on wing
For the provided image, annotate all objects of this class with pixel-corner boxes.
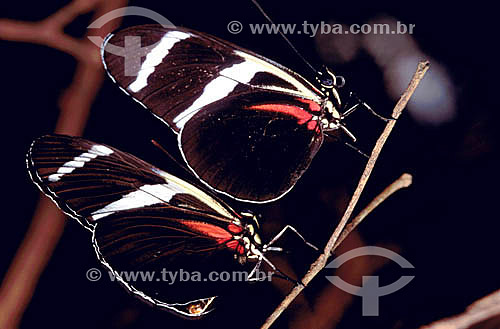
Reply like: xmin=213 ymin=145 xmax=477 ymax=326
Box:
xmin=225 ymin=240 xmax=245 ymax=255
xmin=248 ymin=104 xmax=312 ymax=124
xmin=225 ymin=240 xmax=239 ymax=250
xmin=236 ymin=245 xmax=245 ymax=255
xmin=227 ymin=223 xmax=243 ymax=234
xmin=298 ymin=99 xmax=321 ymax=112
xmin=307 ymin=121 xmax=318 ymax=130
xmin=183 ymin=221 xmax=233 ymax=243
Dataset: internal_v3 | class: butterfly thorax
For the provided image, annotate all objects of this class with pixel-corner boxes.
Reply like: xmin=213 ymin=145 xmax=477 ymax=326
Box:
xmin=232 ymin=211 xmax=263 ymax=265
xmin=317 ymin=99 xmax=342 ymax=132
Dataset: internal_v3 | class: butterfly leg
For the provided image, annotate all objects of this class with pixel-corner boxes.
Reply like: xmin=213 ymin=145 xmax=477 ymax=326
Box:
xmin=324 ymin=132 xmax=369 ymax=159
xmin=247 ymin=258 xmax=263 ymax=282
xmin=343 ymin=92 xmax=395 ymax=122
xmin=264 ymin=225 xmax=319 ymax=252
xmin=340 ymin=102 xmax=361 ymax=119
xmin=258 ymin=252 xmax=303 ymax=286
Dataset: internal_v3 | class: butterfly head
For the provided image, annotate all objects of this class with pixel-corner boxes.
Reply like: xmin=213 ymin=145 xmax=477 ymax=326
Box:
xmin=317 ymin=66 xmax=336 ymax=88
xmin=316 ymin=66 xmax=343 ymax=121
xmin=317 ymin=65 xmax=343 ymax=99
xmin=315 ymin=67 xmax=357 ymax=142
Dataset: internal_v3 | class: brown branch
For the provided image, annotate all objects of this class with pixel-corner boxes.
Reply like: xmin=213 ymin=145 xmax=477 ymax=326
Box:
xmin=0 ymin=0 xmax=101 ymax=63
xmin=333 ymin=173 xmax=412 ymax=250
xmin=291 ymin=237 xmax=401 ymax=329
xmin=288 ymin=174 xmax=411 ymax=328
xmin=261 ymin=60 xmax=430 ymax=329
xmin=421 ymin=289 xmax=500 ymax=329
xmin=0 ymin=1 xmax=127 ymax=328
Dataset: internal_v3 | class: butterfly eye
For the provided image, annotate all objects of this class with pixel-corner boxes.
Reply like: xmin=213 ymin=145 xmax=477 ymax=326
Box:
xmin=317 ymin=66 xmax=339 ymax=89
xmin=321 ymin=78 xmax=334 ymax=87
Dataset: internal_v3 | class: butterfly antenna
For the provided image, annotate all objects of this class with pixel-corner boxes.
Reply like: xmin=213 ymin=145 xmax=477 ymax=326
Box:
xmin=150 ymin=140 xmax=193 ymax=175
xmin=250 ymin=0 xmax=318 ymax=75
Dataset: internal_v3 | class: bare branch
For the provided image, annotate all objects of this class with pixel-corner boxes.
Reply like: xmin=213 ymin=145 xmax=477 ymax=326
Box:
xmin=333 ymin=173 xmax=412 ymax=250
xmin=0 ymin=2 xmax=127 ymax=328
xmin=261 ymin=60 xmax=430 ymax=329
xmin=421 ymin=289 xmax=500 ymax=329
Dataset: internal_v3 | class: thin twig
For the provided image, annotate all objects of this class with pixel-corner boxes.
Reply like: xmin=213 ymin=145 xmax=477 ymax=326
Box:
xmin=421 ymin=288 xmax=500 ymax=329
xmin=287 ymin=174 xmax=412 ymax=328
xmin=333 ymin=173 xmax=412 ymax=250
xmin=261 ymin=60 xmax=430 ymax=329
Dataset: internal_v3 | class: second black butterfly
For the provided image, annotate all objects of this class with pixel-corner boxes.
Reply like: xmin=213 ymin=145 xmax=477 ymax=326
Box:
xmin=27 ymin=134 xmax=311 ymax=318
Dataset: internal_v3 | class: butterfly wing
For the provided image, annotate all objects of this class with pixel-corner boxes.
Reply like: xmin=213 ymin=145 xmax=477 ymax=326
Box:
xmin=27 ymin=134 xmax=249 ymax=317
xmin=93 ymin=204 xmax=249 ymax=317
xmin=102 ymin=25 xmax=327 ymax=202
xmin=27 ymin=134 xmax=237 ymax=228
xmin=179 ymin=90 xmax=324 ymax=202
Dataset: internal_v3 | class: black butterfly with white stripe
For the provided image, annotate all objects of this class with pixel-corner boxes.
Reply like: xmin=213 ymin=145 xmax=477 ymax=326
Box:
xmin=102 ymin=25 xmax=352 ymax=203
xmin=27 ymin=134 xmax=294 ymax=318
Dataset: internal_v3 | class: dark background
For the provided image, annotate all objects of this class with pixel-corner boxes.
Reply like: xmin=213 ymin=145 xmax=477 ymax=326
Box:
xmin=1 ymin=0 xmax=498 ymax=328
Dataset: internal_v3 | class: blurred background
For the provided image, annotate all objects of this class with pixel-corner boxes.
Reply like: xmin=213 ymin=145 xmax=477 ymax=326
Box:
xmin=0 ymin=0 xmax=498 ymax=328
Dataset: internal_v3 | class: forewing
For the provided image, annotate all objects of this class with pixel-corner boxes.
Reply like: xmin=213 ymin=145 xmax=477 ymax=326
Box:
xmin=27 ymin=134 xmax=237 ymax=229
xmin=101 ymin=24 xmax=324 ymax=133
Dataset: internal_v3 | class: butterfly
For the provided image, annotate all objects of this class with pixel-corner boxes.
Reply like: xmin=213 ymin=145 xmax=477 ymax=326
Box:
xmin=27 ymin=134 xmax=314 ymax=318
xmin=101 ymin=25 xmax=361 ymax=204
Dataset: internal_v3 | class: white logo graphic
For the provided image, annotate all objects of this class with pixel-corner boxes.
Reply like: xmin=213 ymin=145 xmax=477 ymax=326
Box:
xmin=326 ymin=246 xmax=415 ymax=316
xmin=87 ymin=6 xmax=175 ymax=76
